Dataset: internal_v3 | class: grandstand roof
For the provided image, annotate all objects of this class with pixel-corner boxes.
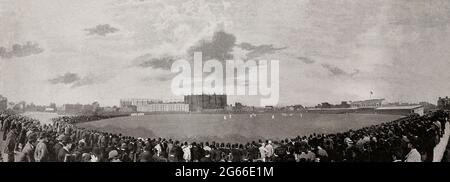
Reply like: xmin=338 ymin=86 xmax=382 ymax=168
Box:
xmin=307 ymin=107 xmax=358 ymax=110
xmin=375 ymin=105 xmax=423 ymax=110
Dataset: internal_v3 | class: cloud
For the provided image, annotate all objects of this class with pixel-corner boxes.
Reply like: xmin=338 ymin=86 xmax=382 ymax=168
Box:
xmin=296 ymin=57 xmax=315 ymax=64
xmin=0 ymin=42 xmax=44 ymax=59
xmin=132 ymin=31 xmax=237 ymax=72
xmin=187 ymin=31 xmax=236 ymax=61
xmin=321 ymin=64 xmax=359 ymax=77
xmin=133 ymin=31 xmax=286 ymax=72
xmin=71 ymin=75 xmax=97 ymax=88
xmin=237 ymin=42 xmax=287 ymax=59
xmin=48 ymin=72 xmax=103 ymax=88
xmin=84 ymin=24 xmax=119 ymax=36
xmin=142 ymin=72 xmax=178 ymax=82
xmin=133 ymin=54 xmax=180 ymax=82
xmin=48 ymin=72 xmax=80 ymax=84
xmin=154 ymin=74 xmax=175 ymax=82
xmin=134 ymin=54 xmax=177 ymax=70
xmin=184 ymin=30 xmax=285 ymax=63
xmin=387 ymin=0 xmax=450 ymax=28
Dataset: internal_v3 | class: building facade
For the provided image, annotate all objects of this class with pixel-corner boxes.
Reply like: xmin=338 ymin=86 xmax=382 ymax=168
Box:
xmin=120 ymin=98 xmax=162 ymax=108
xmin=121 ymin=98 xmax=188 ymax=113
xmin=375 ymin=105 xmax=424 ymax=116
xmin=62 ymin=104 xmax=83 ymax=114
xmin=350 ymin=99 xmax=384 ymax=108
xmin=136 ymin=103 xmax=189 ymax=112
xmin=184 ymin=94 xmax=227 ymax=112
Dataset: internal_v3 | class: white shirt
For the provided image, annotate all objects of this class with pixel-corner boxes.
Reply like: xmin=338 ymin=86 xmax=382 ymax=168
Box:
xmin=405 ymin=149 xmax=421 ymax=162
xmin=265 ymin=144 xmax=274 ymax=157
xmin=203 ymin=146 xmax=211 ymax=152
xmin=154 ymin=144 xmax=162 ymax=156
xmin=259 ymin=146 xmax=268 ymax=158
xmin=182 ymin=145 xmax=191 ymax=161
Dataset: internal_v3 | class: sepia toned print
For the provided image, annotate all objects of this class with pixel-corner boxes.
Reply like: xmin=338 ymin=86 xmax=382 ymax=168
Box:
xmin=1 ymin=0 xmax=450 ymax=163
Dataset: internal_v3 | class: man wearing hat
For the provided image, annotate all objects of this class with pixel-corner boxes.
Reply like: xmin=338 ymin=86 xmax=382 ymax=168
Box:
xmin=64 ymin=126 xmax=71 ymax=136
xmin=34 ymin=132 xmax=49 ymax=162
xmin=2 ymin=123 xmax=18 ymax=162
xmin=119 ymin=142 xmax=132 ymax=162
xmin=405 ymin=139 xmax=421 ymax=162
xmin=0 ymin=113 xmax=4 ymax=129
xmin=17 ymin=132 xmax=38 ymax=162
xmin=57 ymin=136 xmax=74 ymax=162
xmin=16 ymin=125 xmax=28 ymax=152
xmin=53 ymin=134 xmax=65 ymax=161
xmin=2 ymin=117 xmax=12 ymax=141
xmin=138 ymin=145 xmax=153 ymax=162
xmin=265 ymin=140 xmax=274 ymax=162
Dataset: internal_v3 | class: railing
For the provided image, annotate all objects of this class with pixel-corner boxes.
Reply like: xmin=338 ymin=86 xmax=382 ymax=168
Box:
xmin=433 ymin=122 xmax=449 ymax=162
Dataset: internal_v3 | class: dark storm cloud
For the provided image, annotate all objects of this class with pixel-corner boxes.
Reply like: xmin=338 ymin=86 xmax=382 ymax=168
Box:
xmin=237 ymin=42 xmax=287 ymax=59
xmin=187 ymin=31 xmax=236 ymax=61
xmin=296 ymin=57 xmax=315 ymax=64
xmin=134 ymin=31 xmax=236 ymax=73
xmin=134 ymin=54 xmax=177 ymax=70
xmin=321 ymin=64 xmax=359 ymax=77
xmin=0 ymin=42 xmax=44 ymax=59
xmin=84 ymin=24 xmax=119 ymax=36
xmin=133 ymin=31 xmax=284 ymax=79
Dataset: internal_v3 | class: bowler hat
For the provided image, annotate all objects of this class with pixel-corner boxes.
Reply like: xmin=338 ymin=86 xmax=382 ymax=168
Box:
xmin=28 ymin=133 xmax=38 ymax=141
xmin=62 ymin=136 xmax=72 ymax=144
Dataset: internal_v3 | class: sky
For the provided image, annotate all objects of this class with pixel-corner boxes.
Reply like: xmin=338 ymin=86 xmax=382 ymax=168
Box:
xmin=1 ymin=0 xmax=450 ymax=107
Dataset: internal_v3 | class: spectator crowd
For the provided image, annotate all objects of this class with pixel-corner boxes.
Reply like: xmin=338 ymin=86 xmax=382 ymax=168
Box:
xmin=0 ymin=110 xmax=448 ymax=162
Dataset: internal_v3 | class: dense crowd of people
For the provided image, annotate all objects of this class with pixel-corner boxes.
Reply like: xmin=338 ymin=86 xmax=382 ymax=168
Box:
xmin=0 ymin=111 xmax=448 ymax=162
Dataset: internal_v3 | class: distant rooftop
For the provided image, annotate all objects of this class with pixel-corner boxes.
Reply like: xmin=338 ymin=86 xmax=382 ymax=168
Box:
xmin=375 ymin=105 xmax=423 ymax=110
xmin=350 ymin=98 xmax=385 ymax=103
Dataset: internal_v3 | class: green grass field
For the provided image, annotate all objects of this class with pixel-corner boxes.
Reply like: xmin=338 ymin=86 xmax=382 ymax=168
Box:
xmin=77 ymin=113 xmax=403 ymax=143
